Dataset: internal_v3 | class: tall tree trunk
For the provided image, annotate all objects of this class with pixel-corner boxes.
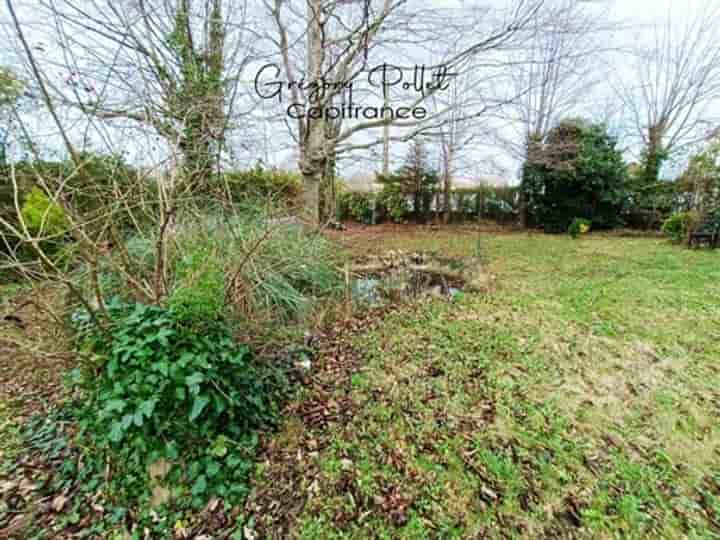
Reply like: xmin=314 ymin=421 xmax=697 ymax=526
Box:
xmin=301 ymin=167 xmax=322 ymax=224
xmin=441 ymin=144 xmax=453 ymax=224
xmin=382 ymin=94 xmax=391 ymax=176
xmin=413 ymin=191 xmax=421 ymax=222
xmin=320 ymin=111 xmax=341 ymax=223
xmin=172 ymin=0 xmax=226 ymax=193
xmin=519 ymin=137 xmax=532 ymax=229
xmin=520 ymin=133 xmax=542 ymax=228
xmin=300 ymin=121 xmax=325 ymax=224
xmin=300 ymin=124 xmax=325 ymax=224
xmin=643 ymin=124 xmax=665 ymax=184
xmin=299 ymin=115 xmax=326 ymax=224
xmin=319 ymin=150 xmax=336 ymax=222
xmin=299 ymin=0 xmax=325 ymax=225
xmin=518 ymin=192 xmax=528 ymax=228
xmin=0 ymin=136 xmax=6 ymax=166
xmin=443 ymin=175 xmax=452 ymax=224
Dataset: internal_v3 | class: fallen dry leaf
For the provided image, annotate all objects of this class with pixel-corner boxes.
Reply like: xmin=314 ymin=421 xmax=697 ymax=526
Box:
xmin=51 ymin=494 xmax=68 ymax=512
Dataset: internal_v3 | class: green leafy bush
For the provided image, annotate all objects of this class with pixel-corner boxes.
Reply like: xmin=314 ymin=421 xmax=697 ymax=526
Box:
xmin=337 ymin=191 xmax=375 ymax=224
xmin=21 ymin=187 xmax=68 ymax=236
xmin=661 ymin=213 xmax=684 ymax=240
xmin=72 ymin=299 xmax=278 ymax=508
xmin=377 ymin=184 xmax=409 ymax=223
xmin=661 ymin=211 xmax=700 ymax=242
xmin=568 ymin=217 xmax=591 ymax=239
xmin=623 ymin=166 xmax=678 ymax=230
xmin=2 ymin=154 xmax=147 ymax=270
xmin=223 ymin=167 xmax=302 ymax=207
xmin=377 ymin=167 xmax=439 ymax=223
xmin=49 ymin=202 xmax=341 ymax=529
xmin=168 ymin=245 xmax=226 ymax=324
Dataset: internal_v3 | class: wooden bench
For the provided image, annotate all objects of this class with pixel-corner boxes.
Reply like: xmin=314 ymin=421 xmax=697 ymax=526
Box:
xmin=689 ymin=215 xmax=720 ymax=249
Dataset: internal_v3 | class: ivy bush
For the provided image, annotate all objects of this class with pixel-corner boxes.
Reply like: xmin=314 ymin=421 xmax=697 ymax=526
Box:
xmin=40 ymin=201 xmax=342 ymax=534
xmin=71 ymin=299 xmax=279 ymax=510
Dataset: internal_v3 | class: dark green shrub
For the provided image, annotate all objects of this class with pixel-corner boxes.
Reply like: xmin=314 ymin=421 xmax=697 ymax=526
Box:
xmin=377 ymin=150 xmax=439 ymax=223
xmin=623 ymin=168 xmax=679 ymax=230
xmin=660 ymin=213 xmax=683 ymax=241
xmin=72 ymin=299 xmax=278 ymax=508
xmin=522 ymin=119 xmax=629 ymax=233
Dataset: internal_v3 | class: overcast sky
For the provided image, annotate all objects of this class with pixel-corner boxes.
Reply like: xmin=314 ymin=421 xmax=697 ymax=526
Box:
xmin=1 ymin=0 xmax=718 ymax=182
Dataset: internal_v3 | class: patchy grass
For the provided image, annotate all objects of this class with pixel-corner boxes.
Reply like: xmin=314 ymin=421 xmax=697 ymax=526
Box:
xmin=248 ymin=231 xmax=720 ymax=538
xmin=2 ymin=231 xmax=719 ymax=538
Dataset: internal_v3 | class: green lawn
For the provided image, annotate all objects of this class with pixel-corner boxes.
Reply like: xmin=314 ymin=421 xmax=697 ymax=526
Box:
xmin=250 ymin=232 xmax=720 ymax=539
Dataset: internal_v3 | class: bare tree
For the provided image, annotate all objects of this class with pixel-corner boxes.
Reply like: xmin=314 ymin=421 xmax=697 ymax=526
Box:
xmin=498 ymin=0 xmax=612 ymax=226
xmin=429 ymin=66 xmax=483 ymax=223
xmin=1 ymin=0 xmax=268 ymax=326
xmin=614 ymin=3 xmax=720 ymax=184
xmin=507 ymin=0 xmax=610 ymax=156
xmin=13 ymin=0 xmax=259 ymax=192
xmin=265 ymin=0 xmax=546 ymax=223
